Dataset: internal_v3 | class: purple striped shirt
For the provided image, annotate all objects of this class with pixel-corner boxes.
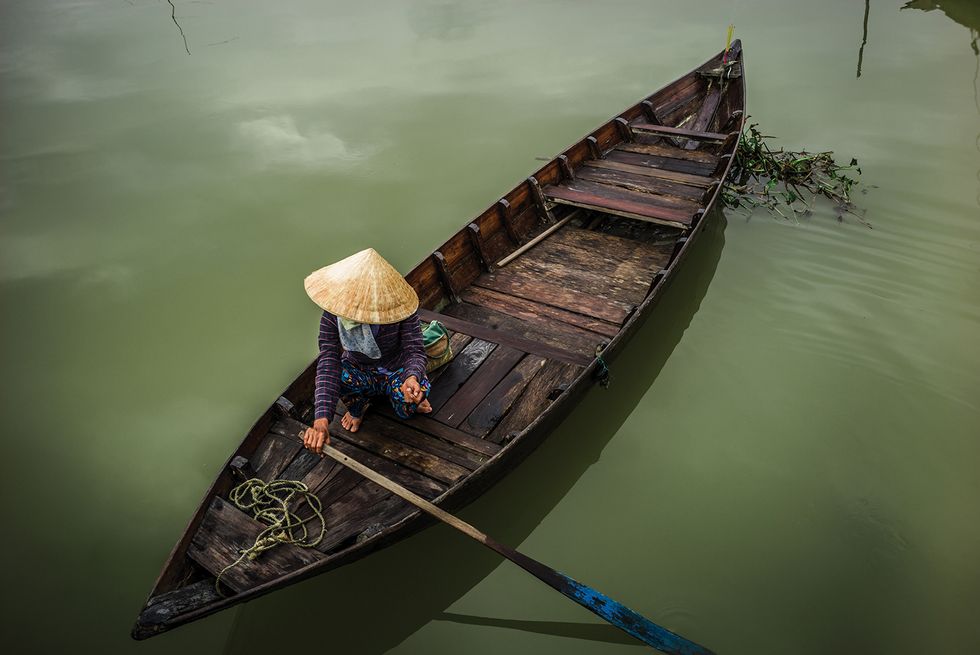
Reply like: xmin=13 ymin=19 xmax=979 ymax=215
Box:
xmin=314 ymin=311 xmax=428 ymax=420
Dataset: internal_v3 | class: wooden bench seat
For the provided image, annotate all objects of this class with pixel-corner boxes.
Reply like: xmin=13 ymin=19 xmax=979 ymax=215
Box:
xmin=630 ymin=122 xmax=730 ymax=142
xmin=581 ymin=159 xmax=716 ymax=188
xmin=544 ymin=182 xmax=696 ymax=230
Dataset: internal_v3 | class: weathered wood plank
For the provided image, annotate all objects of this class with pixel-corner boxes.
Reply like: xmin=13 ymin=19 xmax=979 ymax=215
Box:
xmin=517 ymin=239 xmax=665 ymax=296
xmin=631 ymin=121 xmax=728 ymax=143
xmin=330 ymin=415 xmax=470 ymax=486
xmin=425 ymin=338 xmax=496 ymax=411
xmin=648 ymin=71 xmax=703 ymax=115
xmin=509 ymin=205 xmax=540 ymax=246
xmin=405 ymin=255 xmax=442 ymax=310
xmin=366 ymin=413 xmax=489 ymax=470
xmin=657 ymin=89 xmax=708 ymax=128
xmin=298 ymin=455 xmax=343 ymax=494
xmin=488 ymin=359 xmax=583 ymax=444
xmin=443 ymin=302 xmax=604 ymax=360
xmin=482 ymin=228 xmax=511 ymax=269
xmin=460 ymin=286 xmax=620 ymax=339
xmin=316 ymin=493 xmax=416 ymax=554
xmin=278 ymin=449 xmax=322 ymax=482
xmin=582 ymin=159 xmax=715 ymax=188
xmin=495 ymin=212 xmax=578 ymax=268
xmin=375 ymin=406 xmax=502 ymax=457
xmin=507 ymin=247 xmax=652 ymax=306
xmin=462 ymin=354 xmax=549 ymax=438
xmin=544 ymin=184 xmax=693 ymax=229
xmin=272 ymin=416 xmax=453 ymax=497
xmin=273 ymin=417 xmax=446 ymax=506
xmin=606 ymin=149 xmax=716 ymax=176
xmin=575 ymin=166 xmax=704 ymax=202
xmin=188 ymin=497 xmax=321 ymax=593
xmin=682 ymin=85 xmax=723 ymax=150
xmin=229 ymin=456 xmax=257 ymax=483
xmin=419 ymin=307 xmax=593 ymax=367
xmin=315 ymin=466 xmax=368 ymax=510
xmin=428 ymin=332 xmax=474 ymax=382
xmin=137 ymin=580 xmax=222 ymax=634
xmin=550 ymin=178 xmax=699 ymax=215
xmin=714 ymin=77 xmax=739 ymax=125
xmin=313 ymin=480 xmax=393 ymax=551
xmin=252 ymin=433 xmax=304 ymax=481
xmin=545 ymin=227 xmax=675 ymax=271
xmin=329 ymin=442 xmax=440 ymax=500
xmin=472 ymin=269 xmax=632 ymax=325
xmin=434 ymin=344 xmax=525 ymax=428
xmin=529 ymin=240 xmax=671 ymax=302
xmin=333 ymin=425 xmax=449 ymax=498
xmin=616 ymin=140 xmax=719 ymax=167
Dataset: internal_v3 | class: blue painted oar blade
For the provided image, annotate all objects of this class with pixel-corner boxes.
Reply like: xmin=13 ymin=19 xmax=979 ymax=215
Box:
xmin=559 ymin=574 xmax=715 ymax=655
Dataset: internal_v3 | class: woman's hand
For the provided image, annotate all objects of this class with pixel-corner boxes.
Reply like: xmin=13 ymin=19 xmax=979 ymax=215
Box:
xmin=303 ymin=418 xmax=330 ymax=455
xmin=400 ymin=375 xmax=424 ymax=404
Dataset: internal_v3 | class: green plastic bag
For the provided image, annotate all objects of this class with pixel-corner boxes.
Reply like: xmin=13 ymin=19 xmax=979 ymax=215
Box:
xmin=420 ymin=320 xmax=452 ymax=373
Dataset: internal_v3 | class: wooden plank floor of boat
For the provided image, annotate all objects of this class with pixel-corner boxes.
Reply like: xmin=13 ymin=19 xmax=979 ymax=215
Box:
xmin=543 ymin=125 xmax=731 ymax=230
xmin=187 ymin=224 xmax=676 ymax=593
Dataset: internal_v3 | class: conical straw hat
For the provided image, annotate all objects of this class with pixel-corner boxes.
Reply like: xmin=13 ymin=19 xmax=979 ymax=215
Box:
xmin=304 ymin=248 xmax=419 ymax=324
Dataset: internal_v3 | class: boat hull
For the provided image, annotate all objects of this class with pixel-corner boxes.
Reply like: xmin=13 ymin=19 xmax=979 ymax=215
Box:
xmin=133 ymin=41 xmax=746 ymax=640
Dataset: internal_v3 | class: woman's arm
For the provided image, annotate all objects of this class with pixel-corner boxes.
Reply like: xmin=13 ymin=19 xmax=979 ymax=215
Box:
xmin=313 ymin=311 xmax=341 ymax=421
xmin=395 ymin=311 xmax=428 ymax=384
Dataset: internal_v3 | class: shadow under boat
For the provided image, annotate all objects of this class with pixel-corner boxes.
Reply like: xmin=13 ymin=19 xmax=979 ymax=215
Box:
xmin=434 ymin=612 xmax=640 ymax=647
xmin=219 ymin=211 xmax=728 ymax=655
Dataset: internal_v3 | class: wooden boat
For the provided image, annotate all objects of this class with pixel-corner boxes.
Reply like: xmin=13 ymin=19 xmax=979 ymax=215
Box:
xmin=132 ymin=41 xmax=745 ymax=640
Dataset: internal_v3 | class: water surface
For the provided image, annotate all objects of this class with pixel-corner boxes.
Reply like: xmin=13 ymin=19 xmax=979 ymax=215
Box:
xmin=1 ymin=1 xmax=978 ymax=653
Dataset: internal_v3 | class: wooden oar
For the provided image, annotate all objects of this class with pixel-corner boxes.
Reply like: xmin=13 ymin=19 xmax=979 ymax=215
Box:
xmin=318 ymin=443 xmax=715 ymax=655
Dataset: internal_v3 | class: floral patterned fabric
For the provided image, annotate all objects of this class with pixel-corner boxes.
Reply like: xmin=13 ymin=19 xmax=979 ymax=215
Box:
xmin=339 ymin=359 xmax=431 ymax=420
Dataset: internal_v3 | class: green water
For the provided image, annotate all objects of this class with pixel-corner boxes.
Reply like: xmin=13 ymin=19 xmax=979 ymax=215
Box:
xmin=1 ymin=1 xmax=978 ymax=653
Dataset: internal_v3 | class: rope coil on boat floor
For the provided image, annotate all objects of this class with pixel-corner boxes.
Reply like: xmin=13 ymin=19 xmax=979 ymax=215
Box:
xmin=214 ymin=478 xmax=326 ymax=593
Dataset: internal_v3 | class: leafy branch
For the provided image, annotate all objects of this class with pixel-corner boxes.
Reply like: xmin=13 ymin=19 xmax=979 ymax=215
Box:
xmin=722 ymin=121 xmax=871 ymax=227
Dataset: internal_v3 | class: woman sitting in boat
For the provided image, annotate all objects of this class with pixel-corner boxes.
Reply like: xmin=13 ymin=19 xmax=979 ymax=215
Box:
xmin=301 ymin=248 xmax=432 ymax=456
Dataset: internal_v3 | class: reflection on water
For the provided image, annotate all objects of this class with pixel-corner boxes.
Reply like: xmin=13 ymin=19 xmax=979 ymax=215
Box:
xmin=903 ymin=0 xmax=980 ymax=207
xmin=902 ymin=0 xmax=980 ymax=38
xmin=857 ymin=0 xmax=870 ymax=78
xmin=166 ymin=0 xmax=192 ymax=55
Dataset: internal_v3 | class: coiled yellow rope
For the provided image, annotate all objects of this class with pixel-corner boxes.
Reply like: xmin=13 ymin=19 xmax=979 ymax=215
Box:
xmin=215 ymin=478 xmax=326 ymax=593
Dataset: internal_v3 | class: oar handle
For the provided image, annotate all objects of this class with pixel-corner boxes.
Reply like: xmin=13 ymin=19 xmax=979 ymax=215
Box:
xmin=321 ymin=445 xmax=486 ymax=543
